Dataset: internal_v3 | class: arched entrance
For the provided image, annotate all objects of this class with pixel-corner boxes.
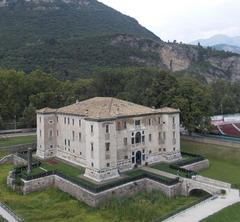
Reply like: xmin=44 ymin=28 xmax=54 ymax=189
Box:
xmin=136 ymin=151 xmax=142 ymax=165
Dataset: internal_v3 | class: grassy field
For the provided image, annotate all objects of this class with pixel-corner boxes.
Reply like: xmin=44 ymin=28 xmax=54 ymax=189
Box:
xmin=202 ymin=203 xmax=240 ymax=222
xmin=0 ymin=215 xmax=6 ymax=222
xmin=181 ymin=140 xmax=240 ymax=189
xmin=181 ymin=139 xmax=240 ymax=222
xmin=0 ymin=135 xmax=36 ymax=148
xmin=41 ymin=159 xmax=85 ymax=177
xmin=0 ymin=164 xmax=204 ymax=222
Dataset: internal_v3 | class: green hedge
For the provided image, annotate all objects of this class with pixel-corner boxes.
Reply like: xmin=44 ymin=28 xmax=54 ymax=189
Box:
xmin=15 ymin=169 xmax=179 ymax=193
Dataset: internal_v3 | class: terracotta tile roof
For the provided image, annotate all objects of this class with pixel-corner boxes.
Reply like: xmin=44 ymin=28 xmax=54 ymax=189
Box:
xmin=37 ymin=97 xmax=179 ymax=119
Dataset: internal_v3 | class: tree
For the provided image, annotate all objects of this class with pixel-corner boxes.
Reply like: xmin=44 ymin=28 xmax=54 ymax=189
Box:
xmin=171 ymin=78 xmax=213 ymax=135
xmin=22 ymin=103 xmax=37 ymax=128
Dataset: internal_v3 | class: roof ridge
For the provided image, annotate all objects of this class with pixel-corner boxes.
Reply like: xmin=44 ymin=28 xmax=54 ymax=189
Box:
xmin=108 ymin=97 xmax=114 ymax=113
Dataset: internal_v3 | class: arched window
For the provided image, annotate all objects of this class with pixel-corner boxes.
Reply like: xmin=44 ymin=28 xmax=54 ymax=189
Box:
xmin=135 ymin=132 xmax=141 ymax=144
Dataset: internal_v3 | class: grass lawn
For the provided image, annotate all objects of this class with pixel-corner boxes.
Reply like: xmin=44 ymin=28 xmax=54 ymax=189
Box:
xmin=0 ymin=164 xmax=205 ymax=222
xmin=202 ymin=203 xmax=240 ymax=222
xmin=41 ymin=159 xmax=85 ymax=177
xmin=0 ymin=135 xmax=36 ymax=148
xmin=151 ymin=162 xmax=188 ymax=177
xmin=181 ymin=140 xmax=240 ymax=189
xmin=0 ymin=215 xmax=6 ymax=222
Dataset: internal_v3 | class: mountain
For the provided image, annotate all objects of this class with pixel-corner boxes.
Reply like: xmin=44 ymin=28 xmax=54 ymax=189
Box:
xmin=213 ymin=44 xmax=240 ymax=54
xmin=190 ymin=34 xmax=240 ymax=48
xmin=0 ymin=0 xmax=240 ymax=83
xmin=0 ymin=0 xmax=159 ymax=50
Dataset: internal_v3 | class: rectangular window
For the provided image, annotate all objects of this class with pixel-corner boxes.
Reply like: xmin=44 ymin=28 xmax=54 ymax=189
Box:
xmin=72 ymin=131 xmax=75 ymax=141
xmin=117 ymin=121 xmax=121 ymax=130
xmin=158 ymin=132 xmax=161 ymax=139
xmin=91 ymin=143 xmax=94 ymax=151
xmin=124 ymin=121 xmax=127 ymax=129
xmin=65 ymin=139 xmax=67 ymax=146
xmin=107 ymin=163 xmax=110 ymax=167
xmin=131 ymin=137 xmax=134 ymax=145
xmin=79 ymin=119 xmax=81 ymax=127
xmin=173 ymin=131 xmax=176 ymax=139
xmin=135 ymin=120 xmax=141 ymax=126
xmin=106 ymin=125 xmax=109 ymax=134
xmin=64 ymin=117 xmax=66 ymax=124
xmin=149 ymin=119 xmax=151 ymax=125
xmin=68 ymin=140 xmax=70 ymax=146
xmin=173 ymin=117 xmax=175 ymax=124
xmin=39 ymin=117 xmax=41 ymax=123
xmin=91 ymin=125 xmax=94 ymax=133
xmin=57 ymin=130 xmax=59 ymax=136
xmin=142 ymin=135 xmax=145 ymax=143
xmin=68 ymin=118 xmax=70 ymax=125
xmin=124 ymin=137 xmax=127 ymax=146
xmin=49 ymin=130 xmax=53 ymax=138
xmin=56 ymin=116 xmax=58 ymax=123
xmin=105 ymin=143 xmax=110 ymax=151
xmin=72 ymin=119 xmax=74 ymax=126
xmin=149 ymin=134 xmax=152 ymax=142
xmin=40 ymin=129 xmax=42 ymax=137
xmin=158 ymin=117 xmax=161 ymax=124
xmin=79 ymin=133 xmax=81 ymax=142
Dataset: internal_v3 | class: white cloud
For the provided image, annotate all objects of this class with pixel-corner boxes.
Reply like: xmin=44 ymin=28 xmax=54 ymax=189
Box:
xmin=98 ymin=0 xmax=240 ymax=42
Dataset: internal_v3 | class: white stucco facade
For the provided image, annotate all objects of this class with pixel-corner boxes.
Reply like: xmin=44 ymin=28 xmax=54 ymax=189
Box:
xmin=36 ymin=97 xmax=181 ymax=182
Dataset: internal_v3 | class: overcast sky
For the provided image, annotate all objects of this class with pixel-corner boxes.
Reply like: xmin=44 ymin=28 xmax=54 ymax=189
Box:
xmin=99 ymin=0 xmax=240 ymax=43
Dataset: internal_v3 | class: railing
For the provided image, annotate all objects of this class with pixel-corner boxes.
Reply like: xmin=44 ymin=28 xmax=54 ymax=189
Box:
xmin=0 ymin=202 xmax=24 ymax=222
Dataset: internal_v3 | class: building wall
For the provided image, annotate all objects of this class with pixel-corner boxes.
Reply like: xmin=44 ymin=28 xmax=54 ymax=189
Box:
xmin=36 ymin=112 xmax=181 ymax=181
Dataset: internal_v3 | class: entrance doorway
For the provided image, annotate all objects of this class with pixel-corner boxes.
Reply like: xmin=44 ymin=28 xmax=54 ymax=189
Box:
xmin=136 ymin=151 xmax=142 ymax=165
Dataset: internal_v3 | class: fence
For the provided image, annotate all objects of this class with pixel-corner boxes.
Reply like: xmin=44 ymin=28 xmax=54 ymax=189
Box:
xmin=0 ymin=202 xmax=24 ymax=222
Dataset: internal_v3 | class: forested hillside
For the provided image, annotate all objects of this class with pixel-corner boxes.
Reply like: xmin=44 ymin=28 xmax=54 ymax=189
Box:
xmin=1 ymin=68 xmax=240 ymax=133
xmin=0 ymin=0 xmax=240 ymax=82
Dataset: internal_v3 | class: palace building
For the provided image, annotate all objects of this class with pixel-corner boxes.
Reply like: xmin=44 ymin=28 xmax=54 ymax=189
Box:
xmin=36 ymin=97 xmax=181 ymax=182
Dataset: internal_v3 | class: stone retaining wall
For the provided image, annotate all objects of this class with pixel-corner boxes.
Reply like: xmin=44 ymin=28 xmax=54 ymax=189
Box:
xmin=10 ymin=174 xmax=181 ymax=207
xmin=181 ymin=159 xmax=210 ymax=172
xmin=0 ymin=154 xmax=27 ymax=166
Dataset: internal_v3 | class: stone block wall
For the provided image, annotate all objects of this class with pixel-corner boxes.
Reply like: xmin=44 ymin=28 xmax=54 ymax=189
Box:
xmin=181 ymin=159 xmax=210 ymax=172
xmin=9 ymin=174 xmax=181 ymax=207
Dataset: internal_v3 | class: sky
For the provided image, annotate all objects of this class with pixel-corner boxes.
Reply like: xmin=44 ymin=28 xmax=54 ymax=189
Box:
xmin=98 ymin=0 xmax=240 ymax=43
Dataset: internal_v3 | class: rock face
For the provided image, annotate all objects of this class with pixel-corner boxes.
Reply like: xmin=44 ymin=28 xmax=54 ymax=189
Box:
xmin=111 ymin=35 xmax=240 ymax=83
